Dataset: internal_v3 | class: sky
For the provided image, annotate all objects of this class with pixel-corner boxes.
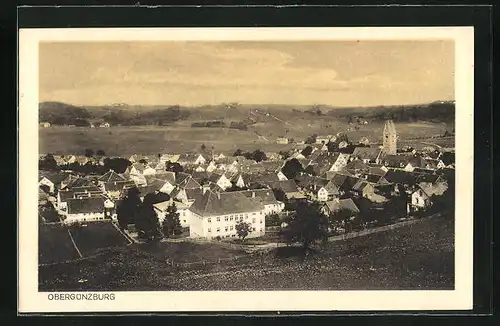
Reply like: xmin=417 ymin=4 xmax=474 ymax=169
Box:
xmin=39 ymin=40 xmax=455 ymax=107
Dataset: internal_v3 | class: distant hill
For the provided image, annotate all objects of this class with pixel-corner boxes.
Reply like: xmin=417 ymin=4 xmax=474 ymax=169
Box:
xmin=39 ymin=100 xmax=455 ymax=126
xmin=39 ymin=102 xmax=190 ymax=126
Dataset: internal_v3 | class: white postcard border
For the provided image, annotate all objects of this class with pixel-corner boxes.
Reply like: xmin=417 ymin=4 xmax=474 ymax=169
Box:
xmin=18 ymin=27 xmax=474 ymax=313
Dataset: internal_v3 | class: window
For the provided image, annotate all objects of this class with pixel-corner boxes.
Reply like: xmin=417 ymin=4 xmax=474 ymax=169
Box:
xmin=208 ymin=228 xmax=211 ymax=233
xmin=252 ymin=212 xmax=256 ymax=215
xmin=252 ymin=227 xmax=256 ymax=231
xmin=230 ymin=226 xmax=233 ymax=231
xmin=245 ymin=214 xmax=248 ymax=219
xmin=216 ymin=227 xmax=220 ymax=232
xmin=230 ymin=216 xmax=233 ymax=221
xmin=183 ymin=212 xmax=186 ymax=216
xmin=240 ymin=214 xmax=243 ymax=218
xmin=217 ymin=217 xmax=220 ymax=222
xmin=208 ymin=218 xmax=211 ymax=223
xmin=225 ymin=216 xmax=228 ymax=222
xmin=260 ymin=220 xmax=263 ymax=224
xmin=260 ymin=228 xmax=263 ymax=232
xmin=252 ymin=218 xmax=256 ymax=223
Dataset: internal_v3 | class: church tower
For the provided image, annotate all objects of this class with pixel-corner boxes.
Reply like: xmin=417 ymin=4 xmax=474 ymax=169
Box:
xmin=383 ymin=120 xmax=397 ymax=155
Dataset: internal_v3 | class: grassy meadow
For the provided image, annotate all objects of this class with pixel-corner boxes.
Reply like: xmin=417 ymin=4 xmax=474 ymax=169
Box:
xmin=39 ymin=117 xmax=453 ymax=156
xmin=39 ymin=214 xmax=454 ymax=291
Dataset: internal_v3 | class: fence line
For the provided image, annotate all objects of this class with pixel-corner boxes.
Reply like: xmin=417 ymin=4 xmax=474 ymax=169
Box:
xmin=327 ymin=212 xmax=445 ymax=242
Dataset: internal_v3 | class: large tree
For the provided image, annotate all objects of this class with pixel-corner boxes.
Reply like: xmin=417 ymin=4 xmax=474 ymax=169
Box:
xmin=117 ymin=187 xmax=142 ymax=230
xmin=135 ymin=192 xmax=162 ymax=242
xmin=162 ymin=202 xmax=182 ymax=237
xmin=166 ymin=161 xmax=184 ymax=173
xmin=235 ymin=221 xmax=252 ymax=242
xmin=84 ymin=148 xmax=94 ymax=157
xmin=281 ymin=201 xmax=329 ymax=251
xmin=281 ymin=158 xmax=304 ymax=180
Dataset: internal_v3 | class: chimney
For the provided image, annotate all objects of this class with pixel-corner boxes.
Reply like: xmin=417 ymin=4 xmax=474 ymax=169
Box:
xmin=202 ymin=184 xmax=210 ymax=195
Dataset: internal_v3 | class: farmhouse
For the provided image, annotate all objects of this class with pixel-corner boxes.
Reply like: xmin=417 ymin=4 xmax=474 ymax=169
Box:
xmin=153 ymin=199 xmax=192 ymax=228
xmin=64 ymin=196 xmax=115 ymax=224
xmin=315 ymin=135 xmax=331 ymax=144
xmin=178 ymin=153 xmax=206 ymax=165
xmin=351 ymin=147 xmax=383 ymax=164
xmin=276 ymin=137 xmax=289 ymax=144
xmin=408 ymin=187 xmax=432 ymax=213
xmin=189 ymin=189 xmax=266 ymax=239
xmin=208 ymin=173 xmax=232 ymax=191
xmin=321 ymin=198 xmax=360 ymax=220
xmin=160 ymin=153 xmax=181 ymax=163
xmin=269 ymin=180 xmax=305 ymax=200
xmin=237 ymin=189 xmax=285 ymax=215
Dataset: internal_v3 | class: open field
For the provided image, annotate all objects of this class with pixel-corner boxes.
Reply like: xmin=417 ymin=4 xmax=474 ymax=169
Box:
xmin=39 ymin=119 xmax=453 ymax=156
xmin=67 ymin=222 xmax=131 ymax=256
xmin=39 ymin=224 xmax=80 ymax=265
xmin=39 ymin=214 xmax=454 ymax=291
xmin=39 ymin=222 xmax=130 ymax=266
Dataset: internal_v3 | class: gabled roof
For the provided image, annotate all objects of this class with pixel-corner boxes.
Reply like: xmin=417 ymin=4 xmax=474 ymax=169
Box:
xmin=67 ymin=197 xmax=105 ymax=214
xmin=103 ymin=180 xmax=136 ymax=192
xmin=176 ymin=173 xmax=201 ymax=189
xmin=39 ymin=171 xmax=70 ymax=185
xmin=368 ymin=166 xmax=387 ymax=176
xmin=237 ymin=189 xmax=280 ymax=205
xmin=323 ymin=198 xmax=360 ymax=214
xmin=153 ymin=199 xmax=190 ymax=212
xmin=65 ymin=177 xmax=95 ymax=189
xmin=323 ymin=181 xmax=340 ymax=195
xmin=352 ymin=147 xmax=382 ymax=162
xmin=330 ymin=173 xmax=349 ymax=188
xmin=190 ymin=190 xmax=264 ymax=217
xmin=345 ymin=159 xmax=369 ymax=172
xmin=441 ymin=152 xmax=455 ymax=165
xmin=178 ymin=153 xmax=204 ymax=162
xmin=416 ymin=173 xmax=444 ymax=184
xmin=269 ymin=180 xmax=299 ymax=194
xmin=98 ymin=170 xmax=126 ymax=183
xmin=384 ymin=170 xmax=418 ymax=185
xmin=130 ymin=162 xmax=146 ymax=173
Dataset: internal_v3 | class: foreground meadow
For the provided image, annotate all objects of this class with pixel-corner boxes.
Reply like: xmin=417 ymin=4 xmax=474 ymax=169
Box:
xmin=39 ymin=214 xmax=454 ymax=291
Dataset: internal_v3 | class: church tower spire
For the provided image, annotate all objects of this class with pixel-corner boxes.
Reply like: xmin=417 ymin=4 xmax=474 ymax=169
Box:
xmin=383 ymin=120 xmax=397 ymax=155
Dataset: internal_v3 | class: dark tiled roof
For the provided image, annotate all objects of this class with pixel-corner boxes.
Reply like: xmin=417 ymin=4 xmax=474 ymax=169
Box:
xmin=345 ymin=160 xmax=369 ymax=171
xmin=441 ymin=152 xmax=455 ymax=165
xmin=269 ymin=180 xmax=299 ymax=194
xmin=384 ymin=170 xmax=418 ymax=185
xmin=238 ymin=189 xmax=280 ymax=205
xmin=352 ymin=147 xmax=382 ymax=161
xmin=98 ymin=170 xmax=126 ymax=183
xmin=67 ymin=197 xmax=105 ymax=214
xmin=190 ymin=190 xmax=264 ymax=217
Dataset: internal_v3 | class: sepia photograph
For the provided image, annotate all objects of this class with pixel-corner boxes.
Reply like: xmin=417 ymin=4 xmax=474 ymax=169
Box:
xmin=18 ymin=27 xmax=474 ymax=312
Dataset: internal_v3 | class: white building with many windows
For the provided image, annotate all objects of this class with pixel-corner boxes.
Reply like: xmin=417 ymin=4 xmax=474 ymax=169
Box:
xmin=188 ymin=189 xmax=265 ymax=239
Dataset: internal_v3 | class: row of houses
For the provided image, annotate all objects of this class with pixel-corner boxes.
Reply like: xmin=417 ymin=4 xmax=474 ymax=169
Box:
xmin=40 ymin=144 xmax=455 ymax=239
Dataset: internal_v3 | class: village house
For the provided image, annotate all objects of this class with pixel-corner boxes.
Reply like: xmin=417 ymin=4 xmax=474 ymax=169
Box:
xmin=344 ymin=159 xmax=370 ymax=176
xmin=321 ymin=198 xmax=360 ymax=221
xmin=39 ymin=176 xmax=55 ymax=193
xmin=160 ymin=153 xmax=181 ymax=164
xmin=416 ymin=174 xmax=448 ymax=197
xmin=188 ymin=189 xmax=266 ymax=239
xmin=153 ymin=199 xmax=192 ymax=228
xmin=315 ymin=135 xmax=331 ymax=144
xmin=358 ymin=137 xmax=370 ymax=146
xmin=208 ymin=173 xmax=233 ymax=191
xmin=39 ymin=122 xmax=51 ymax=128
xmin=408 ymin=187 xmax=432 ymax=213
xmin=236 ymin=189 xmax=285 ymax=215
xmin=328 ymin=153 xmax=351 ymax=172
xmin=269 ymin=179 xmax=306 ymax=200
xmin=351 ymin=147 xmax=383 ymax=164
xmin=276 ymin=137 xmax=289 ymax=145
xmin=64 ymin=196 xmax=115 ymax=223
xmin=177 ymin=153 xmax=207 ymax=166
xmin=99 ymin=122 xmax=111 ymax=128
xmin=57 ymin=185 xmax=105 ymax=214
xmin=230 ymin=172 xmax=247 ymax=188
xmin=205 ymin=160 xmax=218 ymax=173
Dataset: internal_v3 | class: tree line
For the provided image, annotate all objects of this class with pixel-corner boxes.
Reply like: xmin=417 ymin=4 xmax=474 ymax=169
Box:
xmin=39 ymin=102 xmax=190 ymax=126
